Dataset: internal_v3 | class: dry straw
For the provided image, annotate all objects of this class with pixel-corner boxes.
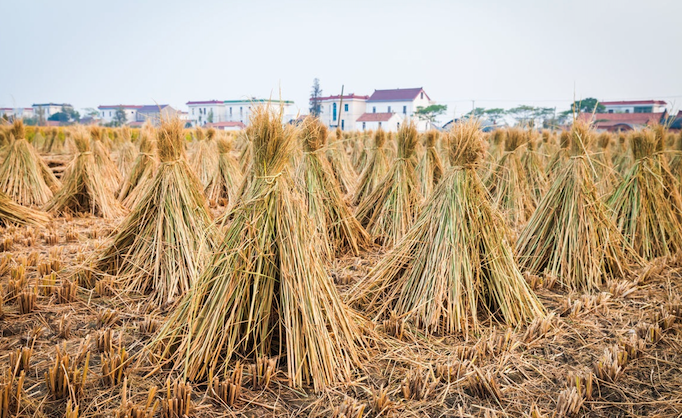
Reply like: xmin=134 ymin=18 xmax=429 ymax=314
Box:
xmin=516 ymin=120 xmax=641 ymax=290
xmin=44 ymin=127 xmax=125 ymax=218
xmin=190 ymin=127 xmax=219 ymax=188
xmin=118 ymin=126 xmax=159 ymax=207
xmin=485 ymin=128 xmax=536 ymax=229
xmin=349 ymin=120 xmax=545 ymax=335
xmin=325 ymin=128 xmax=358 ymax=195
xmin=204 ymin=133 xmax=243 ymax=208
xmin=353 ymin=129 xmax=390 ymax=205
xmin=416 ymin=130 xmax=444 ymax=198
xmin=90 ymin=118 xmax=215 ymax=306
xmin=90 ymin=126 xmax=123 ymax=192
xmin=0 ymin=120 xmax=60 ymax=206
xmin=607 ymin=125 xmax=682 ymax=258
xmin=521 ymin=129 xmax=549 ymax=207
xmin=356 ymin=121 xmax=422 ymax=247
xmin=0 ymin=191 xmax=49 ymax=227
xmin=295 ymin=116 xmax=370 ymax=258
xmin=150 ymin=106 xmax=365 ymax=391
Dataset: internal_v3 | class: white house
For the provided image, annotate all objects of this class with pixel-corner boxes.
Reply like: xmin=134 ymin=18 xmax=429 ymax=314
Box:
xmin=186 ymin=100 xmax=226 ymax=126
xmin=0 ymin=107 xmax=34 ymax=119
xmin=205 ymin=121 xmax=246 ymax=131
xmin=97 ymin=105 xmax=142 ymax=124
xmin=223 ymin=99 xmax=298 ymax=125
xmin=314 ymin=94 xmax=368 ymax=131
xmin=32 ymin=103 xmax=72 ymax=120
xmin=359 ymin=87 xmax=434 ymax=132
xmin=601 ymin=100 xmax=667 ymax=114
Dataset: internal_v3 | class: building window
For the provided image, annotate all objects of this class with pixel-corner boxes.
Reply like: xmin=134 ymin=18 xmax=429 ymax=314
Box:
xmin=362 ymin=122 xmax=366 ymax=130
xmin=372 ymin=106 xmax=376 ymax=113
xmin=192 ymin=109 xmax=195 ymax=115
xmin=634 ymin=106 xmax=652 ymax=113
xmin=608 ymin=109 xmax=613 ymax=113
xmin=333 ymin=103 xmax=337 ymax=121
xmin=229 ymin=107 xmax=232 ymax=115
xmin=420 ymin=92 xmax=424 ymax=99
xmin=403 ymin=105 xmax=407 ymax=114
xmin=341 ymin=120 xmax=345 ymax=130
xmin=109 ymin=111 xmax=112 ymax=117
xmin=388 ymin=106 xmax=391 ymax=113
xmin=378 ymin=122 xmax=382 ymax=128
xmin=625 ymin=109 xmax=630 ymax=113
xmin=344 ymin=103 xmax=348 ymax=112
xmin=240 ymin=107 xmax=243 ymax=115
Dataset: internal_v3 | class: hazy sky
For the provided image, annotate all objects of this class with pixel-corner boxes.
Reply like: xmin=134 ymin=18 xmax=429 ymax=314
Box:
xmin=2 ymin=0 xmax=681 ymax=117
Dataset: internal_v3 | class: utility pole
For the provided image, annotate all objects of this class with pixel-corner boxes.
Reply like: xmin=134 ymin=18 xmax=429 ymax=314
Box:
xmin=337 ymin=85 xmax=345 ymax=130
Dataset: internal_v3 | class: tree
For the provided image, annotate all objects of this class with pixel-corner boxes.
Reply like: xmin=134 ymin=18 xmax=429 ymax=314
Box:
xmin=309 ymin=78 xmax=323 ymax=117
xmin=483 ymin=108 xmax=506 ymax=124
xmin=506 ymin=105 xmax=537 ymax=126
xmin=208 ymin=109 xmax=214 ymax=124
xmin=48 ymin=105 xmax=79 ymax=124
xmin=83 ymin=107 xmax=99 ymax=118
xmin=462 ymin=107 xmax=487 ymax=120
xmin=415 ymin=104 xmax=447 ymax=122
xmin=570 ymin=98 xmax=604 ymax=114
xmin=113 ymin=107 xmax=128 ymax=126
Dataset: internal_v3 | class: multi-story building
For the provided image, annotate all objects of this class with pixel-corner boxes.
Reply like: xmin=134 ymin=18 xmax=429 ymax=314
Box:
xmin=0 ymin=107 xmax=34 ymax=119
xmin=601 ymin=100 xmax=667 ymax=114
xmin=186 ymin=100 xmax=226 ymax=126
xmin=313 ymin=94 xmax=368 ymax=131
xmin=360 ymin=87 xmax=433 ymax=132
xmin=97 ymin=105 xmax=142 ymax=125
xmin=32 ymin=103 xmax=72 ymax=120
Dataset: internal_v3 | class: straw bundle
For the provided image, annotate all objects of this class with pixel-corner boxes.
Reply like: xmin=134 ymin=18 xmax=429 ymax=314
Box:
xmin=353 ymin=129 xmax=390 ymax=205
xmin=0 ymin=121 xmax=60 ymax=207
xmin=204 ymin=134 xmax=243 ymax=208
xmin=326 ymin=128 xmax=358 ymax=195
xmin=516 ymin=121 xmax=640 ymax=291
xmin=190 ymin=127 xmax=219 ymax=188
xmin=44 ymin=128 xmax=125 ymax=218
xmin=0 ymin=190 xmax=49 ymax=227
xmin=150 ymin=106 xmax=364 ymax=390
xmin=417 ymin=131 xmax=444 ymax=198
xmin=613 ymin=132 xmax=633 ymax=175
xmin=90 ymin=119 xmax=214 ymax=305
xmin=593 ymin=132 xmax=618 ymax=196
xmin=115 ymin=127 xmax=137 ymax=178
xmin=118 ymin=129 xmax=159 ymax=207
xmin=521 ymin=131 xmax=549 ymax=207
xmin=356 ymin=122 xmax=422 ymax=247
xmin=295 ymin=117 xmax=370 ymax=258
xmin=607 ymin=127 xmax=682 ymax=259
xmin=349 ymin=121 xmax=545 ymax=335
xmin=485 ymin=128 xmax=536 ymax=229
xmin=90 ymin=127 xmax=123 ymax=192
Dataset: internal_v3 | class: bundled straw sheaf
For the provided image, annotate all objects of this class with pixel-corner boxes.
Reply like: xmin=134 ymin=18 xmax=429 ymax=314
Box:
xmin=350 ymin=120 xmax=545 ymax=335
xmin=485 ymin=128 xmax=536 ymax=229
xmin=0 ymin=190 xmax=49 ymax=227
xmin=44 ymin=128 xmax=125 ymax=218
xmin=417 ymin=131 xmax=445 ymax=197
xmin=89 ymin=119 xmax=215 ymax=305
xmin=356 ymin=122 xmax=422 ymax=247
xmin=295 ymin=117 xmax=371 ymax=258
xmin=516 ymin=121 xmax=641 ymax=290
xmin=0 ymin=120 xmax=60 ymax=206
xmin=118 ymin=128 xmax=159 ymax=206
xmin=204 ymin=134 xmax=243 ymax=208
xmin=607 ymin=126 xmax=682 ymax=258
xmin=190 ymin=127 xmax=219 ymax=188
xmin=353 ymin=129 xmax=390 ymax=205
xmin=150 ymin=106 xmax=365 ymax=391
xmin=325 ymin=129 xmax=358 ymax=195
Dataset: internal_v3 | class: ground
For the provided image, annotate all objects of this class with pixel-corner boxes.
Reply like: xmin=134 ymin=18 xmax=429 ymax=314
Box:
xmin=1 ymin=215 xmax=681 ymax=418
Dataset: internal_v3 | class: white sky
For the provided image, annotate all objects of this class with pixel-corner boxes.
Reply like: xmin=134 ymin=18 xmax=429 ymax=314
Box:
xmin=1 ymin=0 xmax=681 ymax=118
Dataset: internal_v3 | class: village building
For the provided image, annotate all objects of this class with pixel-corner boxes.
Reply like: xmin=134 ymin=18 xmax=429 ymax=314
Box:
xmin=186 ymin=98 xmax=297 ymax=127
xmin=601 ymin=100 xmax=667 ymax=114
xmin=313 ymin=94 xmax=368 ymax=131
xmin=97 ymin=105 xmax=142 ymax=125
xmin=32 ymin=103 xmax=72 ymax=120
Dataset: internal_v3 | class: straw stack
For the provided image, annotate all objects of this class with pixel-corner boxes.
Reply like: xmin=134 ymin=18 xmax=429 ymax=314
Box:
xmin=204 ymin=133 xmax=243 ymax=208
xmin=350 ymin=120 xmax=545 ymax=336
xmin=150 ymin=106 xmax=365 ymax=391
xmin=416 ymin=131 xmax=444 ymax=198
xmin=353 ymin=129 xmax=390 ymax=205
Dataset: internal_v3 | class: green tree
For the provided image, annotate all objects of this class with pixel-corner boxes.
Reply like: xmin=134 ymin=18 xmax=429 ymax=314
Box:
xmin=208 ymin=109 xmax=214 ymax=124
xmin=415 ymin=104 xmax=448 ymax=122
xmin=113 ymin=107 xmax=128 ymax=126
xmin=83 ymin=107 xmax=99 ymax=118
xmin=570 ymin=98 xmax=604 ymax=114
xmin=462 ymin=107 xmax=487 ymax=119
xmin=506 ymin=105 xmax=537 ymax=126
xmin=484 ymin=108 xmax=506 ymax=124
xmin=309 ymin=78 xmax=323 ymax=117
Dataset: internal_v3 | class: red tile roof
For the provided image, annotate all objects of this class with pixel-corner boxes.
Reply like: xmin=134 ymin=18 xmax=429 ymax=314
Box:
xmin=357 ymin=112 xmax=396 ymax=122
xmin=367 ymin=88 xmax=429 ymax=102
xmin=601 ymin=100 xmax=666 ymax=106
xmin=578 ymin=112 xmax=665 ymax=129
xmin=186 ymin=100 xmax=223 ymax=105
xmin=313 ymin=94 xmax=369 ymax=101
xmin=205 ymin=121 xmax=246 ymax=129
xmin=98 ymin=105 xmax=143 ymax=109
